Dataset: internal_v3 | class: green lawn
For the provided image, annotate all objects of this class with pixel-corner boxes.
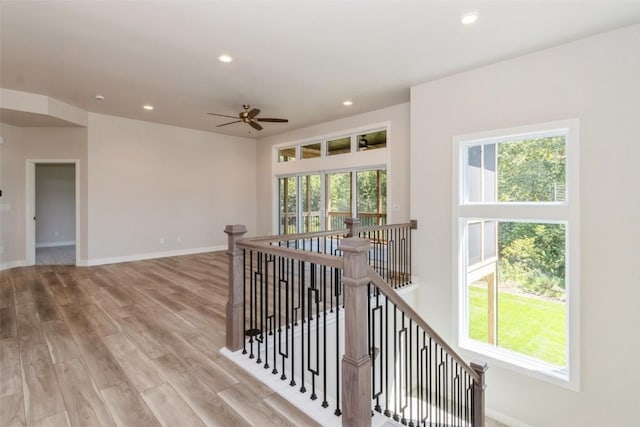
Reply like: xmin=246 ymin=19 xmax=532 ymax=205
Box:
xmin=469 ymin=285 xmax=566 ymax=366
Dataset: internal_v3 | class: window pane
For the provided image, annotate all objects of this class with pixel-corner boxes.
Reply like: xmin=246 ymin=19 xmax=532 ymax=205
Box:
xmin=278 ymin=148 xmax=296 ymax=162
xmin=468 ymin=222 xmax=482 ymax=266
xmin=356 ymin=169 xmax=387 ymax=226
xmin=465 ymin=136 xmax=566 ymax=203
xmin=327 ymin=137 xmax=351 ymax=156
xmin=497 ymin=136 xmax=566 ymax=202
xmin=466 ymin=146 xmax=483 ymax=202
xmin=301 ymin=174 xmax=321 ymax=232
xmin=357 ymin=130 xmax=387 ymax=152
xmin=302 ymin=143 xmax=321 ymax=159
xmin=467 ymin=221 xmax=566 ymax=366
xmin=326 ymin=172 xmax=351 ymax=230
xmin=484 ymin=221 xmax=497 ymax=259
xmin=279 ymin=177 xmax=297 ymax=234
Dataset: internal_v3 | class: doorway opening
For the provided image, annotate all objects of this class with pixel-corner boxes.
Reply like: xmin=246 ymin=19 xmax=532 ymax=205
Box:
xmin=26 ymin=160 xmax=80 ymax=266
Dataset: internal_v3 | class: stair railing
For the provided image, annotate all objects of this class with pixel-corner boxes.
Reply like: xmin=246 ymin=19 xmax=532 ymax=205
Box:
xmin=224 ymin=221 xmax=486 ymax=427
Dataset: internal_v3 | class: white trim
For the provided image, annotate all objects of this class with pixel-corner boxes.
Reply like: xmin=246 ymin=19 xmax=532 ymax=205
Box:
xmin=81 ymin=245 xmax=225 ymax=267
xmin=485 ymin=408 xmax=533 ymax=427
xmin=36 ymin=241 xmax=76 ymax=248
xmin=26 ymin=159 xmax=81 ymax=267
xmin=452 ymin=119 xmax=580 ymax=391
xmin=0 ymin=260 xmax=28 ymax=271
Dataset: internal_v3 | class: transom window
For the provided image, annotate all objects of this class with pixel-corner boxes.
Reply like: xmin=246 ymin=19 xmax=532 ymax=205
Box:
xmin=277 ymin=129 xmax=386 ymax=162
xmin=453 ymin=120 xmax=580 ymax=389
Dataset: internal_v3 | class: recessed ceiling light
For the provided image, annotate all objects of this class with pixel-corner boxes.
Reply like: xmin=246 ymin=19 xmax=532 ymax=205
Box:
xmin=343 ymin=100 xmax=353 ymax=106
xmin=460 ymin=11 xmax=479 ymax=25
xmin=218 ymin=54 xmax=233 ymax=63
xmin=95 ymin=94 xmax=105 ymax=101
xmin=143 ymin=105 xmax=154 ymax=110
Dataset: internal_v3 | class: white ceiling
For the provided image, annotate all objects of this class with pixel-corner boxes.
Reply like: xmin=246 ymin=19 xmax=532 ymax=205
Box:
xmin=1 ymin=1 xmax=639 ymax=138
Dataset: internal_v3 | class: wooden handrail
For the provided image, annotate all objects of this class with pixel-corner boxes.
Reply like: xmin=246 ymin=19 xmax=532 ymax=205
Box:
xmin=366 ymin=265 xmax=481 ymax=383
xmin=237 ymin=239 xmax=344 ymax=269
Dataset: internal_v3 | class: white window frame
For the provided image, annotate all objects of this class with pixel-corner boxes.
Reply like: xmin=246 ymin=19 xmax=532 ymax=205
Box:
xmin=452 ymin=119 xmax=580 ymax=391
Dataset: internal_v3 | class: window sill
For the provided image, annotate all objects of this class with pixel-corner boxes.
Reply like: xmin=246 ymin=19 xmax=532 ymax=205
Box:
xmin=458 ymin=340 xmax=579 ymax=392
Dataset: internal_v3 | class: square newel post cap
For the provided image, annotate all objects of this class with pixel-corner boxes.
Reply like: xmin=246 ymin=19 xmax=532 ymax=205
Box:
xmin=339 ymin=237 xmax=370 ymax=253
xmin=224 ymin=224 xmax=247 ymax=235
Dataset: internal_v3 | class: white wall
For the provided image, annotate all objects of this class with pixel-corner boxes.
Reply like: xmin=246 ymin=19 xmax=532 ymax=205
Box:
xmin=35 ymin=163 xmax=76 ymax=246
xmin=86 ymin=113 xmax=257 ymax=264
xmin=0 ymin=124 xmax=88 ymax=267
xmin=410 ymin=25 xmax=640 ymax=426
xmin=256 ymin=103 xmax=410 ymax=235
xmin=0 ymin=123 xmax=24 ymax=267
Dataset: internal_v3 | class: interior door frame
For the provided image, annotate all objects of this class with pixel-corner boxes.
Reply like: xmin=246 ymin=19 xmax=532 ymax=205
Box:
xmin=26 ymin=159 xmax=81 ymax=266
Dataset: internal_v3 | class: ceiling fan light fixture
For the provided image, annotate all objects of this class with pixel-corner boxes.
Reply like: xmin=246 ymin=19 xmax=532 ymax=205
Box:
xmin=143 ymin=104 xmax=154 ymax=110
xmin=343 ymin=100 xmax=353 ymax=106
xmin=218 ymin=54 xmax=233 ymax=63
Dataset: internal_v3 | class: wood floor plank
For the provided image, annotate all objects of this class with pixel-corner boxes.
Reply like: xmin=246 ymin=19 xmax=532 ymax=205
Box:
xmin=54 ymin=357 xmax=116 ymax=427
xmin=151 ymin=353 xmax=250 ymax=427
xmin=1 ymin=306 xmax=17 ymax=340
xmin=12 ymin=278 xmax=35 ymax=308
xmin=41 ymin=320 xmax=81 ymax=365
xmin=0 ymin=339 xmax=22 ymax=397
xmin=263 ymin=394 xmax=323 ymax=427
xmin=0 ymin=393 xmax=25 ymax=427
xmin=20 ymin=342 xmax=66 ymax=424
xmin=115 ymin=314 xmax=167 ymax=360
xmin=102 ymin=334 xmax=164 ymax=392
xmin=100 ymin=381 xmax=160 ymax=427
xmin=27 ymin=276 xmax=60 ymax=322
xmin=27 ymin=410 xmax=71 ymax=427
xmin=58 ymin=305 xmax=129 ymax=390
xmin=218 ymin=383 xmax=295 ymax=427
xmin=141 ymin=383 xmax=207 ymax=427
xmin=0 ymin=279 xmax=14 ymax=309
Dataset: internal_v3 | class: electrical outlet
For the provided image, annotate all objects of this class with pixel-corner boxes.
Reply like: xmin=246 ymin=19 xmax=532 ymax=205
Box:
xmin=54 ymin=231 xmax=59 ymax=237
xmin=177 ymin=235 xmax=182 ymax=243
xmin=159 ymin=237 xmax=165 ymax=245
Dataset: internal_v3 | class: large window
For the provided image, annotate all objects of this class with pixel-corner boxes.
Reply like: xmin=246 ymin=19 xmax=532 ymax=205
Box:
xmin=454 ymin=120 xmax=579 ymax=389
xmin=278 ymin=168 xmax=387 ymax=234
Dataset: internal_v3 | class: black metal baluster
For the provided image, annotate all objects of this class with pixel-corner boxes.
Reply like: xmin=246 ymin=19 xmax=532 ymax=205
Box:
xmin=242 ymin=249 xmax=248 ymax=355
xmin=334 ymin=273 xmax=341 ymax=417
xmin=393 ymin=305 xmax=399 ymax=422
xmin=300 ymin=261 xmax=306 ymax=393
xmin=384 ymin=290 xmax=391 ymax=418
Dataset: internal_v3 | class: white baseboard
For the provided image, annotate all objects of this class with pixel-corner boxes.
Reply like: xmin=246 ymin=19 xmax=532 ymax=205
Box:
xmin=486 ymin=407 xmax=533 ymax=427
xmin=0 ymin=260 xmax=27 ymax=271
xmin=80 ymin=245 xmax=226 ymax=267
xmin=36 ymin=241 xmax=76 ymax=248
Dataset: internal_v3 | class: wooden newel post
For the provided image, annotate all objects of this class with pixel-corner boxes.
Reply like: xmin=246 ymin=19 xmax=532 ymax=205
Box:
xmin=340 ymin=237 xmax=372 ymax=427
xmin=225 ymin=224 xmax=247 ymax=352
xmin=471 ymin=360 xmax=488 ymax=427
xmin=345 ymin=217 xmax=360 ymax=238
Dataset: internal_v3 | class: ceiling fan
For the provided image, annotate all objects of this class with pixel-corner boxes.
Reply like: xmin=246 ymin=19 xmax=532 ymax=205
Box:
xmin=207 ymin=104 xmax=288 ymax=131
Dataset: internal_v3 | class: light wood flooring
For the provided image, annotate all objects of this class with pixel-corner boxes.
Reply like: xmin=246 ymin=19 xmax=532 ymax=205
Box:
xmin=0 ymin=252 xmax=321 ymax=427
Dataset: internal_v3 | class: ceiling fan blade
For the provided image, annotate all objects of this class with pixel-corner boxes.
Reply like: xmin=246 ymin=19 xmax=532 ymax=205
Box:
xmin=207 ymin=112 xmax=239 ymax=119
xmin=247 ymin=108 xmax=260 ymax=119
xmin=256 ymin=118 xmax=288 ymax=123
xmin=249 ymin=120 xmax=263 ymax=131
xmin=216 ymin=120 xmax=242 ymax=127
